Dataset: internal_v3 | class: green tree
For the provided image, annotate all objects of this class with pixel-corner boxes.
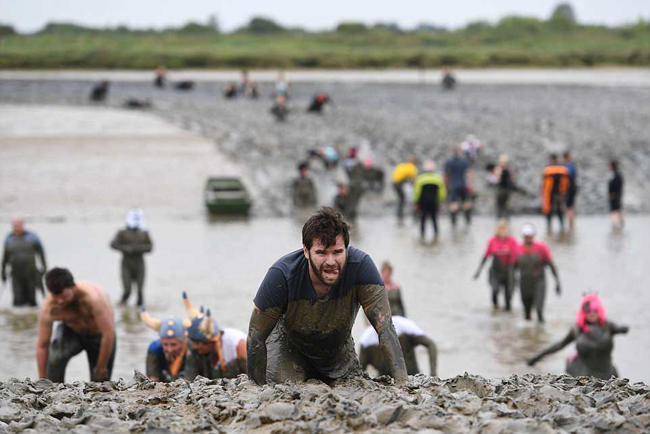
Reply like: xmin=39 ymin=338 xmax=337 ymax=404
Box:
xmin=0 ymin=24 xmax=16 ymax=36
xmin=241 ymin=17 xmax=285 ymax=34
xmin=495 ymin=16 xmax=544 ymax=40
xmin=336 ymin=22 xmax=368 ymax=33
xmin=547 ymin=3 xmax=577 ymax=32
xmin=177 ymin=21 xmax=215 ymax=34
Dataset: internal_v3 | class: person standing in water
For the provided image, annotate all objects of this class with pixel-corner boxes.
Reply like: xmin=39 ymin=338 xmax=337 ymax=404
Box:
xmin=292 ymin=162 xmax=317 ymax=208
xmin=110 ymin=208 xmax=153 ymax=307
xmin=36 ymin=268 xmax=116 ymax=382
xmin=2 ymin=217 xmax=47 ymax=307
xmin=381 ymin=261 xmax=406 ymax=317
xmin=514 ymin=224 xmax=561 ymax=323
xmin=563 ymin=152 xmax=578 ymax=230
xmin=413 ymin=160 xmax=447 ymax=240
xmin=246 ymin=207 xmax=406 ymax=385
xmin=541 ymin=154 xmax=570 ymax=233
xmin=473 ymin=220 xmax=519 ymax=311
xmin=391 ymin=157 xmax=418 ymax=222
xmin=359 ymin=316 xmax=437 ymax=377
xmin=444 ymin=146 xmax=474 ymax=228
xmin=527 ymin=294 xmax=629 ymax=379
xmin=608 ymin=160 xmax=624 ymax=231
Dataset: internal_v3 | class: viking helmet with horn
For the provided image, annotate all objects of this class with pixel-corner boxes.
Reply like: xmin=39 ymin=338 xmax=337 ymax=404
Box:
xmin=140 ymin=307 xmax=185 ymax=339
xmin=183 ymin=291 xmax=220 ymax=342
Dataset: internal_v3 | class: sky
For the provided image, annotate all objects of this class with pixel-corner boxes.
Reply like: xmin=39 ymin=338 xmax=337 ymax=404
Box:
xmin=2 ymin=0 xmax=649 ymax=33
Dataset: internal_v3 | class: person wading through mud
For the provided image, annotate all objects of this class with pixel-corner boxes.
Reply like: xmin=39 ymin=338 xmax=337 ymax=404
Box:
xmin=608 ymin=160 xmax=624 ymax=231
xmin=36 ymin=268 xmax=116 ymax=382
xmin=110 ymin=208 xmax=153 ymax=307
xmin=563 ymin=151 xmax=579 ymax=230
xmin=359 ymin=315 xmax=437 ymax=377
xmin=140 ymin=309 xmax=188 ymax=382
xmin=413 ymin=160 xmax=446 ymax=240
xmin=381 ymin=261 xmax=406 ymax=317
xmin=2 ymin=217 xmax=47 ymax=307
xmin=542 ymin=154 xmax=570 ymax=233
xmin=391 ymin=157 xmax=418 ymax=223
xmin=528 ymin=294 xmax=629 ymax=379
xmin=444 ymin=146 xmax=474 ymax=228
xmin=292 ymin=162 xmax=317 ymax=208
xmin=513 ymin=224 xmax=561 ymax=323
xmin=182 ymin=293 xmax=247 ymax=380
xmin=473 ymin=219 xmax=519 ymax=311
xmin=247 ymin=207 xmax=407 ymax=385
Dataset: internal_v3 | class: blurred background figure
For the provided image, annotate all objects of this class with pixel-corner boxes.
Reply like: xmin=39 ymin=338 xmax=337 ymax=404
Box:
xmin=441 ymin=67 xmax=457 ymax=90
xmin=359 ymin=316 xmax=437 ymax=376
xmin=240 ymin=70 xmax=259 ymax=98
xmin=2 ymin=217 xmax=47 ymax=307
xmin=460 ymin=134 xmax=483 ymax=164
xmin=473 ymin=220 xmax=518 ymax=311
xmin=445 ymin=146 xmax=474 ymax=228
xmin=381 ymin=261 xmax=406 ymax=317
xmin=391 ymin=156 xmax=418 ymax=222
xmin=527 ymin=294 xmax=629 ymax=380
xmin=123 ymin=98 xmax=152 ymax=109
xmin=154 ymin=65 xmax=167 ymax=88
xmin=307 ymin=146 xmax=339 ymax=170
xmin=89 ymin=80 xmax=109 ymax=102
xmin=307 ymin=93 xmax=332 ymax=113
xmin=542 ymin=153 xmax=570 ymax=233
xmin=274 ymin=71 xmax=290 ymax=99
xmin=413 ymin=160 xmax=446 ymax=239
xmin=110 ymin=208 xmax=153 ymax=307
xmin=223 ymin=83 xmax=238 ymax=99
xmin=563 ymin=151 xmax=579 ymax=230
xmin=495 ymin=155 xmax=513 ymax=219
xmin=608 ymin=160 xmax=624 ymax=231
xmin=270 ymin=94 xmax=289 ymax=122
xmin=514 ymin=223 xmax=561 ymax=323
xmin=174 ymin=81 xmax=195 ymax=91
xmin=291 ymin=161 xmax=317 ymax=208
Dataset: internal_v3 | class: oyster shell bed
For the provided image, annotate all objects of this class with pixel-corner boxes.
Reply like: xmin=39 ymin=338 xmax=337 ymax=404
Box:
xmin=1 ymin=372 xmax=649 ymax=433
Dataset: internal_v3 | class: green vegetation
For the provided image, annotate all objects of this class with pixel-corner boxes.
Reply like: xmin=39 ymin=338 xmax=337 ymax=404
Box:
xmin=1 ymin=6 xmax=649 ymax=69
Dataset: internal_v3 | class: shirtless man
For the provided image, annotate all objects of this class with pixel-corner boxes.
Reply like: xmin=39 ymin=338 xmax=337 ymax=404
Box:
xmin=36 ymin=268 xmax=116 ymax=382
xmin=247 ymin=207 xmax=407 ymax=385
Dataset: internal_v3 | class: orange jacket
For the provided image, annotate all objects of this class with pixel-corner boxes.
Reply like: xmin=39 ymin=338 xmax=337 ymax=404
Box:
xmin=541 ymin=164 xmax=569 ymax=214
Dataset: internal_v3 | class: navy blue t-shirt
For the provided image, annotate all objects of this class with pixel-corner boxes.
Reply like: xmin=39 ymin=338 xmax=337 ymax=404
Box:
xmin=444 ymin=157 xmax=470 ymax=189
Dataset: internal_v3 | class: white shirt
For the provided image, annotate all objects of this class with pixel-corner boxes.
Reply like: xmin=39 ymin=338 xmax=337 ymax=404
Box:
xmin=221 ymin=328 xmax=246 ymax=364
xmin=358 ymin=316 xmax=425 ymax=348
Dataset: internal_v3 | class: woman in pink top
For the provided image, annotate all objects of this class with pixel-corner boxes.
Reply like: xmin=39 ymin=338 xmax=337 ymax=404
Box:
xmin=514 ymin=223 xmax=561 ymax=323
xmin=473 ymin=220 xmax=519 ymax=310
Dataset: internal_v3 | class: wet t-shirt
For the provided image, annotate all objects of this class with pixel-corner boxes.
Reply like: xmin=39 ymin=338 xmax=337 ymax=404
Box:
xmin=484 ymin=236 xmax=519 ymax=268
xmin=254 ymin=246 xmax=385 ymax=377
xmin=516 ymin=242 xmax=551 ymax=282
xmin=444 ymin=157 xmax=470 ymax=189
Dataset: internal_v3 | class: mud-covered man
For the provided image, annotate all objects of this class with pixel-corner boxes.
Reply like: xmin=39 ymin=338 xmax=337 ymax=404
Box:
xmin=36 ymin=268 xmax=116 ymax=382
xmin=247 ymin=207 xmax=407 ymax=385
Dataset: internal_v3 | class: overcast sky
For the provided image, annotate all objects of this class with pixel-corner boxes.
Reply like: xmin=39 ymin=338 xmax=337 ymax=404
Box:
xmin=3 ymin=0 xmax=649 ymax=33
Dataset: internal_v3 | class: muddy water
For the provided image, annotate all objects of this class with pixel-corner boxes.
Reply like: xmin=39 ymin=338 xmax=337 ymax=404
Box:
xmin=0 ymin=103 xmax=648 ymax=388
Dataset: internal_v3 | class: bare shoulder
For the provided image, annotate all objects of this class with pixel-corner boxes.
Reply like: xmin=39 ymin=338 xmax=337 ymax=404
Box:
xmin=77 ymin=282 xmax=113 ymax=311
xmin=39 ymin=297 xmax=54 ymax=322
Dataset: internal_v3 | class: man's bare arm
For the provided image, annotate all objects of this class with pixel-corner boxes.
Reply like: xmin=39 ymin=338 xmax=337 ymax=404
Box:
xmin=246 ymin=306 xmax=280 ymax=385
xmin=36 ymin=304 xmax=53 ymax=378
xmin=92 ymin=296 xmax=115 ymax=380
xmin=359 ymin=284 xmax=407 ymax=383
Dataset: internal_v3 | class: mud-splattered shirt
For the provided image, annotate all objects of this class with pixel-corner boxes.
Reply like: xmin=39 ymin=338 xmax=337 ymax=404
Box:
xmin=254 ymin=246 xmax=386 ymax=378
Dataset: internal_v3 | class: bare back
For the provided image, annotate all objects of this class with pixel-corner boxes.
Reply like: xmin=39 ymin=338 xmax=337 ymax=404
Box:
xmin=43 ymin=282 xmax=113 ymax=336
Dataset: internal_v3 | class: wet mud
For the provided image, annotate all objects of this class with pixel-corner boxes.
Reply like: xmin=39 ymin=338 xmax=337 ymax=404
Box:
xmin=2 ymin=372 xmax=649 ymax=433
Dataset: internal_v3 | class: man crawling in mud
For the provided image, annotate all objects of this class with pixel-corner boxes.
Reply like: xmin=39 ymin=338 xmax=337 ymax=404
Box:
xmin=247 ymin=207 xmax=407 ymax=385
xmin=36 ymin=267 xmax=116 ymax=382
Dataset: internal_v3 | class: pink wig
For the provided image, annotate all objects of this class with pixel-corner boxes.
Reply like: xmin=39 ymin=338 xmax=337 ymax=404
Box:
xmin=576 ymin=294 xmax=606 ymax=333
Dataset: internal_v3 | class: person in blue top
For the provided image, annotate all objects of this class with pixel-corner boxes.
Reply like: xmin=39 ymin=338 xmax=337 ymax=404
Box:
xmin=141 ymin=308 xmax=187 ymax=383
xmin=444 ymin=147 xmax=474 ymax=228
xmin=2 ymin=217 xmax=47 ymax=306
xmin=563 ymin=152 xmax=578 ymax=230
xmin=247 ymin=207 xmax=407 ymax=385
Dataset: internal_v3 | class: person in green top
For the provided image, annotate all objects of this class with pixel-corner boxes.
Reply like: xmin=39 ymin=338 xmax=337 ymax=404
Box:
xmin=413 ymin=161 xmax=447 ymax=239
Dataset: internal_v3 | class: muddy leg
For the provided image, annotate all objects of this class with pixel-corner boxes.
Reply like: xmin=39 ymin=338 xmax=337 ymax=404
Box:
xmin=46 ymin=324 xmax=84 ymax=383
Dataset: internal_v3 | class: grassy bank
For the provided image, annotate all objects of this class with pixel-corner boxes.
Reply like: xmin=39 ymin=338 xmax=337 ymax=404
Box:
xmin=1 ymin=26 xmax=649 ymax=69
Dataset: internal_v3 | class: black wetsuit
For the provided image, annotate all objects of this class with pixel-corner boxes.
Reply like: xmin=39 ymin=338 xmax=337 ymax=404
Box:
xmin=271 ymin=103 xmax=289 ymax=122
xmin=89 ymin=83 xmax=109 ymax=102
xmin=360 ymin=332 xmax=437 ymax=377
xmin=146 ymin=339 xmax=186 ymax=383
xmin=387 ymin=287 xmax=406 ymax=317
xmin=110 ymin=228 xmax=153 ymax=306
xmin=248 ymin=246 xmax=406 ymax=384
xmin=530 ymin=322 xmax=629 ymax=380
xmin=608 ymin=171 xmax=624 ymax=211
xmin=565 ymin=162 xmax=578 ymax=209
xmin=2 ymin=231 xmax=47 ymax=306
xmin=292 ymin=176 xmax=317 ymax=207
xmin=514 ymin=242 xmax=554 ymax=322
xmin=496 ymin=168 xmax=512 ymax=219
xmin=47 ymin=323 xmax=116 ymax=382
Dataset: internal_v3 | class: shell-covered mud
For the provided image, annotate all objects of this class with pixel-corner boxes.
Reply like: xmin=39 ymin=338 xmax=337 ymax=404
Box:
xmin=2 ymin=372 xmax=649 ymax=433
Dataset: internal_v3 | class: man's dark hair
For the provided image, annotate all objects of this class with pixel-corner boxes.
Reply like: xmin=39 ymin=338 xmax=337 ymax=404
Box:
xmin=563 ymin=151 xmax=571 ymax=160
xmin=45 ymin=268 xmax=75 ymax=295
xmin=610 ymin=160 xmax=619 ymax=172
xmin=549 ymin=153 xmax=558 ymax=162
xmin=302 ymin=207 xmax=350 ymax=250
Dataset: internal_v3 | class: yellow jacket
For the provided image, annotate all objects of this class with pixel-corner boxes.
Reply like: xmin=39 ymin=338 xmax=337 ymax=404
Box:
xmin=392 ymin=162 xmax=418 ymax=183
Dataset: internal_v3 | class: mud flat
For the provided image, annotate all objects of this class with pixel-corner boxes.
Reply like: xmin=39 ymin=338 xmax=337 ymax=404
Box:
xmin=1 ymin=373 xmax=649 ymax=433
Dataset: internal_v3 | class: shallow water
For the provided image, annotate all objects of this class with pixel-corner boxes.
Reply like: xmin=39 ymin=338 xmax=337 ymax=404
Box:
xmin=0 ymin=99 xmax=648 ymax=387
xmin=0 ymin=215 xmax=648 ymax=385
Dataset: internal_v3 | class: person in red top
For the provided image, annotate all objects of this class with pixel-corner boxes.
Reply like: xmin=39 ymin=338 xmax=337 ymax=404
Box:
xmin=514 ymin=223 xmax=561 ymax=323
xmin=473 ymin=220 xmax=519 ymax=310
